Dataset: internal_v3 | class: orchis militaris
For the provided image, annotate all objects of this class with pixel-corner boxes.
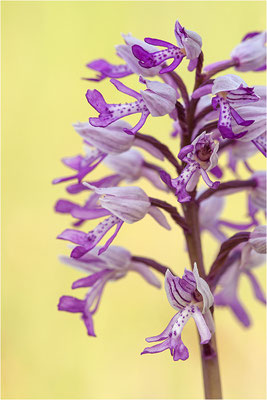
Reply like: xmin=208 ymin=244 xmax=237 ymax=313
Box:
xmin=86 ymin=77 xmax=177 ymax=135
xmin=204 ymin=31 xmax=266 ymax=74
xmin=58 ymin=246 xmax=161 ymax=336
xmin=192 ymin=74 xmax=260 ymax=139
xmin=55 ymin=17 xmax=266 ymax=399
xmin=132 ymin=20 xmax=202 ymax=73
xmin=142 ymin=264 xmax=214 ymax=361
xmin=58 ymin=185 xmax=170 ymax=257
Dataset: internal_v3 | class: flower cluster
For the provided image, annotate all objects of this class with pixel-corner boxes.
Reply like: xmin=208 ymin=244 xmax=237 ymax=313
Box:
xmin=54 ymin=18 xmax=266 ymax=373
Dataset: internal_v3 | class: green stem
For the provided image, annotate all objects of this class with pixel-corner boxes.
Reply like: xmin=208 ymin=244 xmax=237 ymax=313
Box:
xmin=182 ymin=200 xmax=223 ymax=399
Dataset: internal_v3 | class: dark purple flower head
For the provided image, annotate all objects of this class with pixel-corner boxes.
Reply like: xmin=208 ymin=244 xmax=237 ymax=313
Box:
xmin=131 ymin=20 xmax=202 ymax=74
xmin=142 ymin=264 xmax=214 ymax=361
xmin=86 ymin=78 xmax=177 ymax=135
xmin=58 ymin=246 xmax=161 ymax=336
xmin=169 ymin=132 xmax=219 ymax=203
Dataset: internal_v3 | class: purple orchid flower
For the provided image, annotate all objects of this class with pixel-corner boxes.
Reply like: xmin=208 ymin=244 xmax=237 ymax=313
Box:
xmin=231 ymin=31 xmax=266 ymax=72
xmin=116 ymin=34 xmax=162 ymax=77
xmin=85 ymin=34 xmax=162 ymax=81
xmin=198 ymin=193 xmax=256 ymax=242
xmin=55 ymin=149 xmax=168 ymax=223
xmin=58 ymin=185 xmax=171 ymax=257
xmin=192 ymin=75 xmax=260 ymax=139
xmin=226 ymin=140 xmax=258 ymax=174
xmin=163 ymin=132 xmax=219 ymax=203
xmin=58 ymin=246 xmax=161 ymax=336
xmin=52 ymin=121 xmax=135 ymax=185
xmin=215 ymin=240 xmax=266 ymax=327
xmin=85 ymin=59 xmax=133 ymax=81
xmin=132 ymin=20 xmax=202 ymax=74
xmin=228 ymin=86 xmax=266 ymax=157
xmin=103 ymin=149 xmax=168 ymax=191
xmin=204 ymin=31 xmax=266 ymax=74
xmin=86 ymin=77 xmax=177 ymax=135
xmin=141 ymin=264 xmax=214 ymax=361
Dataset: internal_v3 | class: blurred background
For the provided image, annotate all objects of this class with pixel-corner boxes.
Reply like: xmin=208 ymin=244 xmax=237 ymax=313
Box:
xmin=1 ymin=1 xmax=266 ymax=399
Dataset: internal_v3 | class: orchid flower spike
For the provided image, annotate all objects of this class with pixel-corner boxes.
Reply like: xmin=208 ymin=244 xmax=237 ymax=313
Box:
xmin=132 ymin=20 xmax=202 ymax=74
xmin=58 ymin=246 xmax=161 ymax=336
xmin=58 ymin=185 xmax=171 ymax=257
xmin=142 ymin=264 xmax=214 ymax=361
xmin=163 ymin=132 xmax=219 ymax=203
xmin=192 ymin=74 xmax=260 ymax=139
xmin=86 ymin=77 xmax=177 ymax=135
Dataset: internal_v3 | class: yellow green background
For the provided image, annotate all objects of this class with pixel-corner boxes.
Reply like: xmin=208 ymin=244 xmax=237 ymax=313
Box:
xmin=2 ymin=1 xmax=266 ymax=399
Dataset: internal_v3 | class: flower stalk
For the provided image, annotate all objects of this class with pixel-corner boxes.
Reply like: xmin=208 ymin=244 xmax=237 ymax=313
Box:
xmin=182 ymin=200 xmax=223 ymax=399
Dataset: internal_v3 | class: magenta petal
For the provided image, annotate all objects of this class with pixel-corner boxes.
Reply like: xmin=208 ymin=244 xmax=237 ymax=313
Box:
xmin=230 ymin=107 xmax=254 ymax=127
xmin=144 ymin=37 xmax=175 ymax=48
xmin=71 ymin=246 xmax=89 ymax=259
xmin=58 ymin=296 xmax=85 ymax=313
xmin=71 ymin=207 xmax=111 ymax=220
xmin=132 ymin=45 xmax=155 ymax=68
xmin=98 ymin=220 xmax=124 ymax=255
xmin=55 ymin=199 xmax=78 ymax=213
xmin=145 ymin=312 xmax=180 ymax=343
xmin=110 ymin=78 xmax=142 ymax=100
xmin=86 ymin=89 xmax=107 ymax=113
xmin=57 ymin=229 xmax=88 ymax=245
xmin=209 ymin=165 xmax=223 ymax=179
xmin=219 ymin=125 xmax=248 ymax=139
xmin=82 ymin=311 xmax=96 ymax=337
xmin=141 ymin=339 xmax=170 ymax=355
xmin=72 ymin=269 xmax=110 ymax=289
xmin=245 ymin=270 xmax=266 ymax=304
xmin=62 ymin=155 xmax=84 ymax=170
xmin=178 ymin=145 xmax=194 ymax=161
xmin=159 ymin=57 xmax=183 ymax=74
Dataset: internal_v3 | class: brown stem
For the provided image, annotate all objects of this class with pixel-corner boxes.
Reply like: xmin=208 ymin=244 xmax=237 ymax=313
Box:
xmin=182 ymin=200 xmax=222 ymax=399
xmin=195 ymin=105 xmax=214 ymax=124
xmin=204 ymin=59 xmax=237 ymax=80
xmin=135 ymin=132 xmax=182 ymax=174
xmin=149 ymin=197 xmax=188 ymax=231
xmin=197 ymin=178 xmax=257 ymax=203
xmin=201 ymin=331 xmax=223 ymax=399
xmin=168 ymin=71 xmax=190 ymax=108
xmin=131 ymin=256 xmax=174 ymax=275
xmin=207 ymin=232 xmax=250 ymax=290
xmin=197 ymin=121 xmax=219 ymax=136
